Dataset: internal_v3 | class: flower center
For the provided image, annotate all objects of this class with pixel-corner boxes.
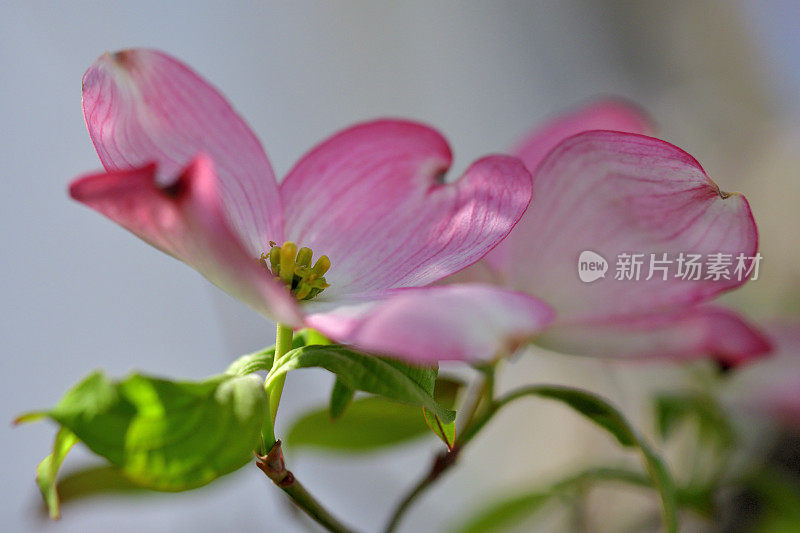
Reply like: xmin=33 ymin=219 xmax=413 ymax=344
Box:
xmin=260 ymin=241 xmax=331 ymax=301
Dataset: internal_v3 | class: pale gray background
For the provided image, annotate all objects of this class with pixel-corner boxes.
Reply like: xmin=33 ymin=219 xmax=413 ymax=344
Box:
xmin=2 ymin=1 xmax=796 ymax=532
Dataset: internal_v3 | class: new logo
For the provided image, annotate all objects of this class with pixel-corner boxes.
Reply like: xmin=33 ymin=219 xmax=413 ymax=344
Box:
xmin=578 ymin=250 xmax=608 ymax=283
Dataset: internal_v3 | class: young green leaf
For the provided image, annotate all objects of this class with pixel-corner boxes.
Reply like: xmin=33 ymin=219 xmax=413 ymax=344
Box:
xmin=37 ymin=428 xmax=79 ymax=519
xmin=423 ymin=408 xmax=456 ymax=450
xmin=267 ymin=345 xmax=455 ymax=423
xmin=225 ymin=346 xmax=276 ymax=376
xmin=287 ymin=397 xmax=432 ymax=451
xmin=328 ymin=378 xmax=355 ymax=420
xmin=422 ymin=377 xmax=464 ymax=449
xmin=45 ymin=371 xmax=268 ymax=492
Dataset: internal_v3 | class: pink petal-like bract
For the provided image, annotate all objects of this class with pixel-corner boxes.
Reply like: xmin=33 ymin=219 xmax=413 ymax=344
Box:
xmin=536 ymin=306 xmax=772 ymax=366
xmin=280 ymin=120 xmax=533 ymax=297
xmin=70 ymin=157 xmax=301 ymax=325
xmin=82 ymin=49 xmax=283 ymax=253
xmin=486 ymin=99 xmax=653 ymax=273
xmin=305 ymin=284 xmax=555 ymax=362
xmin=502 ymin=131 xmax=758 ymax=323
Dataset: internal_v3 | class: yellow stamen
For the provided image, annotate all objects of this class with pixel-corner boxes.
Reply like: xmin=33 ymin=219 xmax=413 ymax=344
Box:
xmin=278 ymin=242 xmax=297 ymax=286
xmin=268 ymin=246 xmax=281 ymax=273
xmin=296 ymin=247 xmax=313 ymax=267
xmin=262 ymin=241 xmax=331 ymax=301
xmin=312 ymin=256 xmax=331 ymax=276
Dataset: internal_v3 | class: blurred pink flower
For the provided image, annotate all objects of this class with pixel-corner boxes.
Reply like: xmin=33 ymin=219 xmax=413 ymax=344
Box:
xmin=347 ymin=101 xmax=771 ymax=364
xmin=724 ymin=319 xmax=800 ymax=425
xmin=69 ymin=49 xmax=554 ymax=362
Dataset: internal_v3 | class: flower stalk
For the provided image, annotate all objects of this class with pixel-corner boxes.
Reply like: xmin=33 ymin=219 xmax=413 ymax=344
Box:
xmin=257 ymin=440 xmax=356 ymax=533
xmin=258 ymin=326 xmax=356 ymax=533
xmin=267 ymin=323 xmax=294 ymax=437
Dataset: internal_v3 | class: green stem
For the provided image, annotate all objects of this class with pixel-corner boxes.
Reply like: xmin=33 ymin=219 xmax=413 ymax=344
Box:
xmin=261 ymin=323 xmax=294 ymax=452
xmin=384 ymin=447 xmax=459 ymax=533
xmin=257 ymin=440 xmax=357 ymax=533
xmin=258 ymin=326 xmax=354 ymax=531
xmin=456 ymin=364 xmax=496 ymax=437
xmin=267 ymin=323 xmax=294 ymax=428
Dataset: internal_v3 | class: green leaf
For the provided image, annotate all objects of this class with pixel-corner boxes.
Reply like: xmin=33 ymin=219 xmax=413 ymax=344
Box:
xmin=328 ymin=357 xmax=446 ymax=429
xmin=453 ymin=492 xmax=552 ymax=533
xmin=423 ymin=377 xmax=464 ymax=449
xmin=423 ymin=408 xmax=456 ymax=450
xmin=527 ymin=386 xmax=636 ymax=446
xmin=655 ymin=392 xmax=734 ymax=447
xmin=328 ymin=378 xmax=355 ymax=420
xmin=46 ymin=371 xmax=267 ymax=491
xmin=36 ymin=428 xmax=79 ymax=519
xmin=291 ymin=375 xmax=466 ymax=453
xmin=380 ymin=357 xmax=438 ymax=396
xmin=225 ymin=346 xmax=275 ymax=376
xmin=267 ymin=345 xmax=455 ymax=423
xmin=14 ymin=411 xmax=47 ymax=425
xmin=226 ymin=328 xmax=330 ymax=376
xmin=299 ymin=328 xmax=333 ymax=346
xmin=432 ymin=376 xmax=465 ymax=409
xmin=449 ymin=467 xmax=651 ymax=533
xmin=287 ymin=396 xmax=432 ymax=451
xmin=42 ymin=465 xmax=145 ymax=512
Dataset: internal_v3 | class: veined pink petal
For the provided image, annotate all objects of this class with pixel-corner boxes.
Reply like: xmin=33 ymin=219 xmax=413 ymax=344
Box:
xmin=69 ymin=157 xmax=301 ymax=325
xmin=305 ymin=284 xmax=554 ymax=362
xmin=535 ymin=306 xmax=772 ymax=365
xmin=82 ymin=49 xmax=282 ymax=254
xmin=500 ymin=131 xmax=758 ymax=322
xmin=725 ymin=319 xmax=800 ymax=425
xmin=486 ymin=99 xmax=653 ymax=273
xmin=280 ymin=120 xmax=532 ymax=297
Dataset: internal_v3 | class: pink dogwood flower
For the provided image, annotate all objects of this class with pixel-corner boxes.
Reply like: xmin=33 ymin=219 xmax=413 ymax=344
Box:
xmin=70 ymin=49 xmax=554 ymax=362
xmin=337 ymin=101 xmax=772 ymax=364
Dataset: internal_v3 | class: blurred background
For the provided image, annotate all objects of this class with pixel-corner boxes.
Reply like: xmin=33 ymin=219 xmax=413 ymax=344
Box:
xmin=1 ymin=1 xmax=798 ymax=531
